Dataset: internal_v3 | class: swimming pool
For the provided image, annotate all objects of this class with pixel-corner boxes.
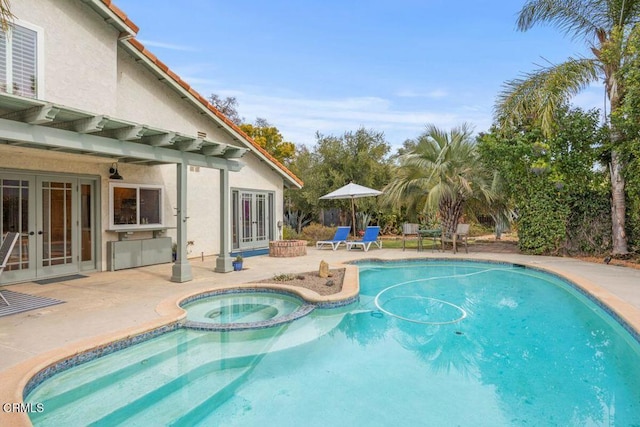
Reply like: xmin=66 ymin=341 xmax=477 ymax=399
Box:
xmin=26 ymin=260 xmax=640 ymax=426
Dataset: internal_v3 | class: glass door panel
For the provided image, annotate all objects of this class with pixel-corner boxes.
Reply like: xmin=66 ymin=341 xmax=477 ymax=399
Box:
xmin=241 ymin=193 xmax=253 ymax=244
xmin=1 ymin=173 xmax=92 ymax=284
xmin=80 ymin=182 xmax=94 ymax=266
xmin=0 ymin=176 xmax=35 ymax=283
xmin=237 ymin=191 xmax=271 ymax=250
xmin=256 ymin=194 xmax=266 ymax=242
xmin=37 ymin=177 xmax=77 ymax=277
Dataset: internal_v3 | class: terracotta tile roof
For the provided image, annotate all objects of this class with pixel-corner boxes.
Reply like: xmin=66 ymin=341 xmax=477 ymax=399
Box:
xmin=100 ymin=1 xmax=303 ymax=188
xmin=99 ymin=0 xmax=139 ymax=34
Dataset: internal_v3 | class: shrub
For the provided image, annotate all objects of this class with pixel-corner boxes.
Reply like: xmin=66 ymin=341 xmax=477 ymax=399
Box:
xmin=282 ymin=224 xmax=299 ymax=240
xmin=517 ymin=184 xmax=568 ymax=255
xmin=300 ymin=223 xmax=339 ymax=244
xmin=272 ymin=273 xmax=296 ymax=282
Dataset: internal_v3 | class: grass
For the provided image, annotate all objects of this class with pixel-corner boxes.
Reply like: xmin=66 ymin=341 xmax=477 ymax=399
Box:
xmin=378 ymin=238 xmax=441 ymax=250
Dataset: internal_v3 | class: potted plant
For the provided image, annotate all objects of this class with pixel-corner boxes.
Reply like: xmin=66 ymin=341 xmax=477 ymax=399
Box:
xmin=232 ymin=254 xmax=243 ymax=271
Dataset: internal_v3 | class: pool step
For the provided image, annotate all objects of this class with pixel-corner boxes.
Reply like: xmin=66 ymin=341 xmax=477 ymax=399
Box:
xmin=89 ymin=354 xmax=261 ymax=426
xmin=29 ymin=331 xmax=210 ymax=410
xmin=30 ymin=333 xmax=226 ymax=426
xmin=28 ymin=313 xmax=350 ymax=426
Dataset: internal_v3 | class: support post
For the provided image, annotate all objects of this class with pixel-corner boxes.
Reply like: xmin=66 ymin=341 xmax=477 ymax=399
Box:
xmin=215 ymin=167 xmax=233 ymax=272
xmin=171 ymin=161 xmax=193 ymax=282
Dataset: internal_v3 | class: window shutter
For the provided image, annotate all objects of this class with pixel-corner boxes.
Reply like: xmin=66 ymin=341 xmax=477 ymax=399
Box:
xmin=11 ymin=25 xmax=37 ymax=98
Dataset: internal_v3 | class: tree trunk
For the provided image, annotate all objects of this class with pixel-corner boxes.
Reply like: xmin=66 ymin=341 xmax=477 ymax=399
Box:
xmin=440 ymin=197 xmax=464 ymax=235
xmin=610 ymin=148 xmax=628 ymax=255
xmin=606 ymin=65 xmax=629 ymax=256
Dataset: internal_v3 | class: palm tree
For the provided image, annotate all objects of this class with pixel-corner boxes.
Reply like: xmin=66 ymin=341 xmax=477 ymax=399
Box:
xmin=383 ymin=124 xmax=499 ymax=234
xmin=495 ymin=0 xmax=640 ymax=255
xmin=0 ymin=0 xmax=12 ymax=32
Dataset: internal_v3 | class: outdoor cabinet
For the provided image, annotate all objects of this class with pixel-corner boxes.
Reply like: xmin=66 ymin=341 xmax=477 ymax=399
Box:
xmin=107 ymin=237 xmax=172 ymax=270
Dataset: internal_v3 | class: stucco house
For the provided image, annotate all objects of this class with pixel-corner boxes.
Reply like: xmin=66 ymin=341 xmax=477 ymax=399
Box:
xmin=0 ymin=0 xmax=302 ymax=285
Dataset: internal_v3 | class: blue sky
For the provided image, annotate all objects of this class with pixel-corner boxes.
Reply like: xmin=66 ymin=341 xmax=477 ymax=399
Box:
xmin=115 ymin=0 xmax=604 ymax=150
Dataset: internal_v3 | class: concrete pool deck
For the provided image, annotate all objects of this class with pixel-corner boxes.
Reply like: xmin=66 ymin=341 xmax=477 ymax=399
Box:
xmin=1 ymin=246 xmax=640 ymax=425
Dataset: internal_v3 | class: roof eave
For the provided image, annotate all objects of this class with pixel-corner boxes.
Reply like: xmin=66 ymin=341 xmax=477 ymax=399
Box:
xmin=83 ymin=0 xmax=139 ymax=39
xmin=119 ymin=38 xmax=303 ymax=189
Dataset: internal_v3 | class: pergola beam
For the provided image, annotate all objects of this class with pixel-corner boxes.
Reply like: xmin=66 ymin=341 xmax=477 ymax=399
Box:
xmin=0 ymin=118 xmax=243 ymax=170
xmin=1 ymin=103 xmax=60 ymax=124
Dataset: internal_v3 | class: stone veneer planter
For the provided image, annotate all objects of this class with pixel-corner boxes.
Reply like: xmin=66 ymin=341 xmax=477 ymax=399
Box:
xmin=269 ymin=240 xmax=307 ymax=257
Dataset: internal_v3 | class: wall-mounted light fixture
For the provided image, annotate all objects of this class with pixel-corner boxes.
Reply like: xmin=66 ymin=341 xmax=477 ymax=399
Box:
xmin=109 ymin=163 xmax=123 ymax=180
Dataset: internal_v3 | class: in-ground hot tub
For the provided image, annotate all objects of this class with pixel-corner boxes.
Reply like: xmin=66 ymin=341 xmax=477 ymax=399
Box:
xmin=180 ymin=289 xmax=315 ymax=330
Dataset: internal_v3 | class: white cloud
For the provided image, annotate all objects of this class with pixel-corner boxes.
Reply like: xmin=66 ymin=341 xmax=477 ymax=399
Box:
xmin=396 ymin=88 xmax=449 ymax=99
xmin=137 ymin=39 xmax=199 ymax=52
xmin=181 ymin=75 xmax=493 ymax=150
xmin=237 ymin=92 xmax=488 ymax=148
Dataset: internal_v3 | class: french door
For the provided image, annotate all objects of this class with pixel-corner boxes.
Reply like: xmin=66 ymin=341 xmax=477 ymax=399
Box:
xmin=0 ymin=173 xmax=96 ymax=284
xmin=233 ymin=190 xmax=273 ymax=251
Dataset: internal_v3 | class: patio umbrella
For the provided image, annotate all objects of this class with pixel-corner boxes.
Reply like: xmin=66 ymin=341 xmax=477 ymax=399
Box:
xmin=319 ymin=182 xmax=383 ymax=236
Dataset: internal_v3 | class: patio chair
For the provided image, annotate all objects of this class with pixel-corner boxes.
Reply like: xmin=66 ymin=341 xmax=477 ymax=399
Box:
xmin=0 ymin=232 xmax=20 ymax=306
xmin=347 ymin=226 xmax=382 ymax=252
xmin=441 ymin=224 xmax=470 ymax=253
xmin=316 ymin=226 xmax=351 ymax=251
xmin=402 ymin=223 xmax=419 ymax=251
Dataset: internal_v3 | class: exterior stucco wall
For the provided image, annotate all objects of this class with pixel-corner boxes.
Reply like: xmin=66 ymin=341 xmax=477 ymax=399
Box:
xmin=11 ymin=0 xmax=119 ymax=113
xmin=0 ymin=146 xmax=175 ymax=271
xmin=162 ymin=156 xmax=286 ymax=259
xmin=115 ymin=50 xmax=236 ymax=145
xmin=1 ymin=0 xmax=292 ymax=278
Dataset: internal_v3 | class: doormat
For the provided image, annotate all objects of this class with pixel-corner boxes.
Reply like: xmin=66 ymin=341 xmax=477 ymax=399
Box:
xmin=33 ymin=274 xmax=88 ymax=285
xmin=0 ymin=290 xmax=64 ymax=318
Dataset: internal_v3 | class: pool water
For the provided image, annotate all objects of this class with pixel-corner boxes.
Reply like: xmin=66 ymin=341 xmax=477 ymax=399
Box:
xmin=27 ymin=261 xmax=640 ymax=426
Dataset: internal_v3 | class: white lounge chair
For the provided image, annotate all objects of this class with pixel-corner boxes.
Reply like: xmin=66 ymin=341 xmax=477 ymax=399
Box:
xmin=316 ymin=226 xmax=351 ymax=251
xmin=347 ymin=226 xmax=382 ymax=252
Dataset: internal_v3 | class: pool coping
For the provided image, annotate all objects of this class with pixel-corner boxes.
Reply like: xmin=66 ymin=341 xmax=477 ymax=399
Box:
xmin=2 ymin=257 xmax=639 ymax=426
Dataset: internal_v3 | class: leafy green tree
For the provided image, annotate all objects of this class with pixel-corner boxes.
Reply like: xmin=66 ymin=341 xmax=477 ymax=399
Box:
xmin=615 ymin=29 xmax=640 ymax=252
xmin=313 ymin=128 xmax=392 ymax=222
xmin=495 ymin=0 xmax=640 ymax=256
xmin=383 ymin=124 xmax=499 ymax=235
xmin=240 ymin=118 xmax=295 ymax=164
xmin=479 ymin=107 xmax=610 ymax=254
xmin=285 ymin=145 xmax=322 ymax=231
xmin=285 ymin=128 xmax=392 ymax=230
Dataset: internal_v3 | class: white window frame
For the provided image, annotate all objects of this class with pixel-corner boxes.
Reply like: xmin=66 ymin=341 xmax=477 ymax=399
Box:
xmin=0 ymin=19 xmax=45 ymax=99
xmin=108 ymin=182 xmax=164 ymax=230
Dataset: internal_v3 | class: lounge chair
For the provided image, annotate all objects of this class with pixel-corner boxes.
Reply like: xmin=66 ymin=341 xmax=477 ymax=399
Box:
xmin=316 ymin=226 xmax=351 ymax=251
xmin=441 ymin=223 xmax=470 ymax=253
xmin=347 ymin=226 xmax=382 ymax=252
xmin=0 ymin=232 xmax=20 ymax=306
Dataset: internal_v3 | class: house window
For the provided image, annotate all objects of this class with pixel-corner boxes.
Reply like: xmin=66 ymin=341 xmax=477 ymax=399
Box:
xmin=109 ymin=183 xmax=163 ymax=229
xmin=0 ymin=22 xmax=42 ymax=99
